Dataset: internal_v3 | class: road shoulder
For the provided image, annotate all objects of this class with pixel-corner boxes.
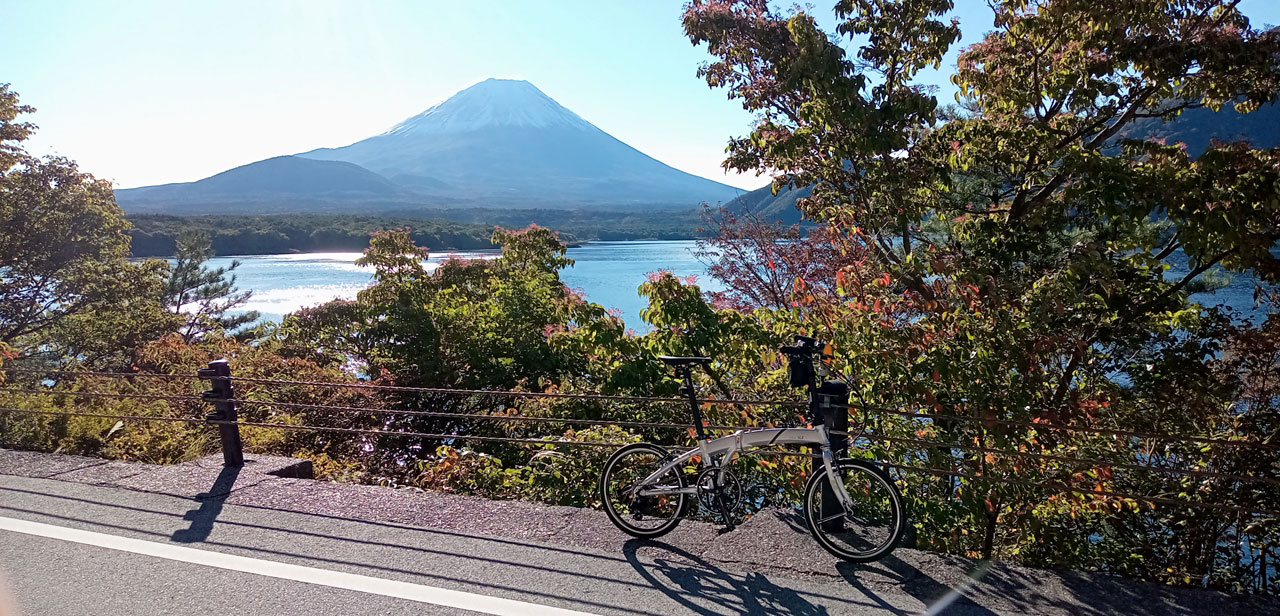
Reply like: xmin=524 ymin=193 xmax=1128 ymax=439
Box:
xmin=1 ymin=448 xmax=1272 ymax=615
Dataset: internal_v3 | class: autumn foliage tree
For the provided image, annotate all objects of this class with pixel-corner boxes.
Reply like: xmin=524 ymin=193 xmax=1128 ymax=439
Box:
xmin=686 ymin=0 xmax=1280 ymax=588
xmin=696 ymin=206 xmax=868 ymax=313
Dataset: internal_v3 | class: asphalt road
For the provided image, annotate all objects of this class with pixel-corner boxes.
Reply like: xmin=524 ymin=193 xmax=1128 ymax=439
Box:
xmin=2 ymin=453 xmax=1275 ymax=616
xmin=0 ymin=475 xmax=938 ymax=616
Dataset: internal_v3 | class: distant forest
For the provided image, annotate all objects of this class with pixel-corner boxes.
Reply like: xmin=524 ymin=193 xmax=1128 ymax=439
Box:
xmin=127 ymin=209 xmax=707 ymax=257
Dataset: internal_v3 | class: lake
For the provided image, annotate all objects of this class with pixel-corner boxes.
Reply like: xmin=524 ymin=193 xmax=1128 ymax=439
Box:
xmin=209 ymin=240 xmax=1270 ymax=328
xmin=211 ymin=240 xmax=724 ymax=327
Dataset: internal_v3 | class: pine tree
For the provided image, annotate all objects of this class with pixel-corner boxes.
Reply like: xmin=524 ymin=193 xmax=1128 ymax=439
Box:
xmin=164 ymin=231 xmax=258 ymax=342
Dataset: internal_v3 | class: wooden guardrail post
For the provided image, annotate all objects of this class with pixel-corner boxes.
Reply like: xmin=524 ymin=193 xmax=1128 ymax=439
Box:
xmin=198 ymin=359 xmax=244 ymax=467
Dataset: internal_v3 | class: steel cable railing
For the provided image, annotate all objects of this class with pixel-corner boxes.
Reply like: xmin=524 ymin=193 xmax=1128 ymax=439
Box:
xmin=2 ymin=366 xmax=1277 ymax=518
xmin=858 ymin=405 xmax=1280 ymax=451
xmin=0 ymin=388 xmax=204 ymax=404
xmin=876 ymin=460 xmax=1280 ymax=517
xmin=0 ymin=368 xmax=202 ymax=380
xmin=188 ymin=371 xmax=805 ymax=407
xmin=862 ymin=434 xmax=1280 ymax=487
xmin=5 ymin=402 xmax=1274 ymax=517
xmin=0 ymin=406 xmax=209 ymax=425
xmin=16 ymin=367 xmax=1267 ymax=447
xmin=231 ymin=397 xmax=760 ymax=432
xmin=5 ymin=401 xmax=1273 ymax=517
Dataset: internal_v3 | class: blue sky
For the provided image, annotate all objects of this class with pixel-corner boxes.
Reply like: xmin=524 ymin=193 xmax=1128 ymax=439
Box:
xmin=3 ymin=0 xmax=1278 ymax=191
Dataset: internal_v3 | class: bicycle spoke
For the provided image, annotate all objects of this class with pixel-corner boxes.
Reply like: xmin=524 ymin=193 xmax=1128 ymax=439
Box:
xmin=805 ymin=461 xmax=903 ymax=562
xmin=601 ymin=444 xmax=687 ymax=537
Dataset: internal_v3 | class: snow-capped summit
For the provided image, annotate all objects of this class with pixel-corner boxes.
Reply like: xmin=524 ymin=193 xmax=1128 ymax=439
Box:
xmin=293 ymin=78 xmax=741 ymax=206
xmin=384 ymin=79 xmax=592 ymax=135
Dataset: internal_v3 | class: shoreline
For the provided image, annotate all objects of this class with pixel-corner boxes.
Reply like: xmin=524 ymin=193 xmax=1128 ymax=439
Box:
xmin=128 ymin=237 xmax=704 ymax=259
xmin=124 ymin=210 xmax=711 ymax=258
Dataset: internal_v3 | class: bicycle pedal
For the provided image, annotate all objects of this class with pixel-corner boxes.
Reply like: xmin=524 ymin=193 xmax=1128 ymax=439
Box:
xmin=716 ymin=524 xmax=736 ymax=535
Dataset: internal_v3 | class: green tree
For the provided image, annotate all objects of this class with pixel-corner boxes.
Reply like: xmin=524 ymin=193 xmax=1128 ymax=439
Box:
xmin=273 ymin=225 xmax=650 ymax=482
xmin=289 ymin=225 xmax=610 ymax=390
xmin=0 ymin=84 xmax=172 ymax=363
xmin=164 ymin=231 xmax=258 ymax=343
xmin=43 ymin=259 xmax=180 ymax=370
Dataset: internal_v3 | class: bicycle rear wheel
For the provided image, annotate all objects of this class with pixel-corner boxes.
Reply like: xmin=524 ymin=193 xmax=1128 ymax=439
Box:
xmin=599 ymin=443 xmax=688 ymax=538
xmin=803 ymin=459 xmax=905 ymax=562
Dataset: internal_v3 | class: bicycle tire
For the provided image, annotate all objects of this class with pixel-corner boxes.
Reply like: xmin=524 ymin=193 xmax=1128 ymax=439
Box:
xmin=803 ymin=458 xmax=905 ymax=562
xmin=599 ymin=442 xmax=688 ymax=538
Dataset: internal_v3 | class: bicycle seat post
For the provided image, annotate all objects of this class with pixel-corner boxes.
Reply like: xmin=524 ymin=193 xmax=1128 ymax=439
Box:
xmin=676 ymin=365 xmax=710 ymax=442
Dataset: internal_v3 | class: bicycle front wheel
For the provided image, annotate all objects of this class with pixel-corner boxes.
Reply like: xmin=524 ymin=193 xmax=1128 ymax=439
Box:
xmin=803 ymin=459 xmax=905 ymax=562
xmin=599 ymin=442 xmax=688 ymax=538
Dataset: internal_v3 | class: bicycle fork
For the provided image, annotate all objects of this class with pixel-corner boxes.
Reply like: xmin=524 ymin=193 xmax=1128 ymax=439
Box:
xmin=820 ymin=433 xmax=856 ymax=514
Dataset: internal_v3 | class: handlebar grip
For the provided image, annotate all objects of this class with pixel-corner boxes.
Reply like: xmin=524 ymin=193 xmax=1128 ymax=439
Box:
xmin=780 ymin=336 xmax=824 ymax=356
xmin=779 ymin=344 xmax=806 ymax=356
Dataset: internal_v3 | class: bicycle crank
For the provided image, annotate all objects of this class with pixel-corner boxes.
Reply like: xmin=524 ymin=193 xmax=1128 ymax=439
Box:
xmin=695 ymin=467 xmax=743 ymax=518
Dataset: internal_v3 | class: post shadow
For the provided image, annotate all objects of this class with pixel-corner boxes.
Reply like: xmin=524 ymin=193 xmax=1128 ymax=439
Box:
xmin=170 ymin=465 xmax=241 ymax=543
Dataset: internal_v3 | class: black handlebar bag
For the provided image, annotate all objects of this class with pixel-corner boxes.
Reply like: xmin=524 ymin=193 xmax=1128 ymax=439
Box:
xmin=788 ymin=358 xmax=814 ymax=387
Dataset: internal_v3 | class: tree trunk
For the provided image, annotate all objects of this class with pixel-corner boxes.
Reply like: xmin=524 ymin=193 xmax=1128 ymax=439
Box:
xmin=981 ymin=494 xmax=1000 ymax=560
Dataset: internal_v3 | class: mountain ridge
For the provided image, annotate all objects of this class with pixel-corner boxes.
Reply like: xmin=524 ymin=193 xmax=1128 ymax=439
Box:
xmin=121 ymin=155 xmax=410 ymax=199
xmin=117 ymin=79 xmax=743 ymax=214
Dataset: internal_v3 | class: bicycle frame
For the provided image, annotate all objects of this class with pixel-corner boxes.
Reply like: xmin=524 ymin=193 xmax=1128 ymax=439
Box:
xmin=633 ymin=424 xmax=855 ymax=512
xmin=605 ymin=342 xmax=904 ymax=560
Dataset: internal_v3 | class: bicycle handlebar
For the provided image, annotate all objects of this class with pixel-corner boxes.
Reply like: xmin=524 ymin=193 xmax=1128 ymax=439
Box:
xmin=781 ymin=334 xmax=827 ymax=390
xmin=780 ymin=335 xmax=822 ymax=356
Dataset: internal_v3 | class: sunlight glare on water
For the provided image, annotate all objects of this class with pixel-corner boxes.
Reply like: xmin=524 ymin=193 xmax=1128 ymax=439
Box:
xmin=205 ymin=241 xmax=1267 ymax=328
xmin=206 ymin=240 xmax=722 ymax=328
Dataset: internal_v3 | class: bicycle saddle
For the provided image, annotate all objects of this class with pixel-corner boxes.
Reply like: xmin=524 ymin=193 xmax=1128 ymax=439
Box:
xmin=658 ymin=355 xmax=712 ymax=367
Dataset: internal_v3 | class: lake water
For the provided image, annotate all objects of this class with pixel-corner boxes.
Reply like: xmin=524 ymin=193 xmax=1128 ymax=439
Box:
xmin=210 ymin=240 xmax=1270 ymax=328
xmin=211 ymin=240 xmax=723 ymax=328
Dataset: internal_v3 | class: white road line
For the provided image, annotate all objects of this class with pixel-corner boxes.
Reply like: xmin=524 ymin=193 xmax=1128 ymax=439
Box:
xmin=0 ymin=515 xmax=598 ymax=616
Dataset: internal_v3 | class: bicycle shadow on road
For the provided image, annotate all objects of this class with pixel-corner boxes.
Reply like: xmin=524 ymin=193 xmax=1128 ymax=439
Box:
xmin=837 ymin=556 xmax=1000 ymax=616
xmin=170 ymin=465 xmax=241 ymax=543
xmin=739 ymin=508 xmax=995 ymax=615
xmin=623 ymin=538 xmax=879 ymax=616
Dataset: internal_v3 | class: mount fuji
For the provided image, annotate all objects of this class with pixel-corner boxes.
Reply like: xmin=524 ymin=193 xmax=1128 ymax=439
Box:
xmin=117 ymin=79 xmax=743 ymax=213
